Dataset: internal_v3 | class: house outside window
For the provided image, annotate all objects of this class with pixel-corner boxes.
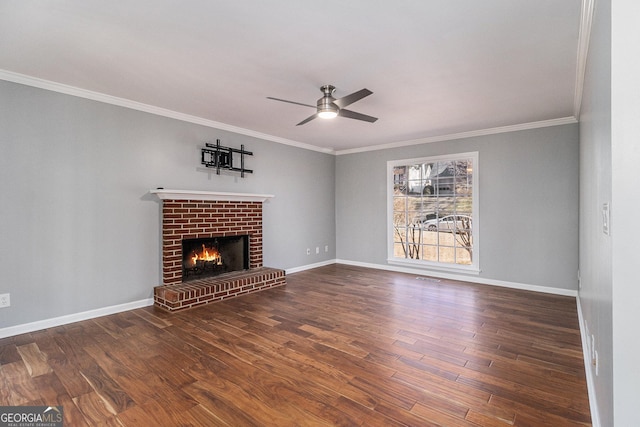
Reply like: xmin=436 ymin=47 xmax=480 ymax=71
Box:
xmin=387 ymin=152 xmax=479 ymax=273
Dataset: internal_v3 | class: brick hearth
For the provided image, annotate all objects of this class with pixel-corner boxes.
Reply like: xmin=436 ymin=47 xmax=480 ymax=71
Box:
xmin=150 ymin=190 xmax=285 ymax=312
xmin=154 ymin=267 xmax=285 ymax=311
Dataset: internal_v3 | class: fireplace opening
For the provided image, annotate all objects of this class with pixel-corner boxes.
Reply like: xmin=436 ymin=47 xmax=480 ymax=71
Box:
xmin=182 ymin=235 xmax=249 ymax=282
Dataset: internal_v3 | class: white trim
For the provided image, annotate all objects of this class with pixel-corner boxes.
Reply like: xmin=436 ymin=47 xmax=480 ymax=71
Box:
xmin=1 ymin=69 xmax=580 ymax=157
xmin=387 ymin=259 xmax=480 ymax=275
xmin=149 ymin=188 xmax=274 ymax=202
xmin=0 ymin=298 xmax=154 ymax=339
xmin=0 ymin=262 xmax=581 ymax=341
xmin=573 ymin=0 xmax=596 ymax=118
xmin=387 ymin=152 xmax=480 ymax=273
xmin=576 ymin=295 xmax=602 ymax=427
xmin=285 ymin=259 xmax=336 ymax=275
xmin=336 ymin=259 xmax=578 ymax=297
xmin=0 ymin=69 xmax=334 ymax=155
xmin=336 ymin=117 xmax=578 ymax=155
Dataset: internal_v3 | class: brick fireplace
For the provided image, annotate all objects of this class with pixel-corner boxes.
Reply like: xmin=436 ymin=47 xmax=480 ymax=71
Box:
xmin=150 ymin=189 xmax=285 ymax=312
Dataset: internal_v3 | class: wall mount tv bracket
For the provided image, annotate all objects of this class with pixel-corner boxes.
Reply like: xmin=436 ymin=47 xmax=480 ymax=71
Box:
xmin=201 ymin=139 xmax=253 ymax=177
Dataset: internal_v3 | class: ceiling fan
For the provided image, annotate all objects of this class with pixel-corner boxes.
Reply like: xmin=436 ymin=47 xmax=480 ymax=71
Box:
xmin=267 ymin=85 xmax=378 ymax=126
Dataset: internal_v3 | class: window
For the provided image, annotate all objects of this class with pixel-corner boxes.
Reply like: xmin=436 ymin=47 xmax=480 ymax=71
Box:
xmin=388 ymin=152 xmax=479 ymax=273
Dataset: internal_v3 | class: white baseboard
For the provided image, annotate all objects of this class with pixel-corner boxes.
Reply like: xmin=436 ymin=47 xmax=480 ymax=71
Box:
xmin=576 ymin=296 xmax=602 ymax=427
xmin=335 ymin=259 xmax=578 ymax=297
xmin=0 ymin=298 xmax=154 ymax=339
xmin=286 ymin=259 xmax=336 ymax=275
xmin=0 ymin=260 xmax=578 ymax=339
xmin=0 ymin=260 xmax=336 ymax=338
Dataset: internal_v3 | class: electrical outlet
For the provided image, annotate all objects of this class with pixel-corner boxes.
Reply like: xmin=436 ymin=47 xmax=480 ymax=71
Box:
xmin=315 ymin=247 xmax=320 ymax=254
xmin=589 ymin=334 xmax=600 ymax=376
xmin=577 ymin=269 xmax=581 ymax=289
xmin=0 ymin=293 xmax=10 ymax=308
xmin=325 ymin=245 xmax=329 ymax=252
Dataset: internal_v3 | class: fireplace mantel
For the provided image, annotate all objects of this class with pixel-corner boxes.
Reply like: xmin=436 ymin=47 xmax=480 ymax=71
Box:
xmin=150 ymin=189 xmax=274 ymax=202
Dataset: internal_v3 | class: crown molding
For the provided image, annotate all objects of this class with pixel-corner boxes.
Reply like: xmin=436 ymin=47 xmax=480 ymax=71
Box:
xmin=335 ymin=116 xmax=578 ymax=155
xmin=573 ymin=0 xmax=595 ymax=118
xmin=1 ymin=68 xmax=580 ymax=157
xmin=0 ymin=69 xmax=334 ymax=154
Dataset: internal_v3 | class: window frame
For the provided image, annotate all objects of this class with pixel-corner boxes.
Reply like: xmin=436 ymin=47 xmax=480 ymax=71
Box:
xmin=387 ymin=152 xmax=480 ymax=274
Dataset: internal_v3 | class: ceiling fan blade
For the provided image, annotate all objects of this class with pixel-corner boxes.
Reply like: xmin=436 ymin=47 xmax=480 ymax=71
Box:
xmin=338 ymin=108 xmax=378 ymax=123
xmin=266 ymin=97 xmax=315 ymax=109
xmin=333 ymin=88 xmax=373 ymax=109
xmin=296 ymin=113 xmax=318 ymax=126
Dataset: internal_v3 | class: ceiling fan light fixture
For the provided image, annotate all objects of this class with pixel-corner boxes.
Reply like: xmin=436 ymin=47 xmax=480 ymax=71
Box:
xmin=318 ymin=110 xmax=338 ymax=119
xmin=317 ymin=94 xmax=338 ymax=119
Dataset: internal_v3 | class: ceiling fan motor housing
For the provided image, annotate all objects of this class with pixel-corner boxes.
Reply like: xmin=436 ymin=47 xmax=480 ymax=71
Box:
xmin=317 ymin=85 xmax=338 ymax=117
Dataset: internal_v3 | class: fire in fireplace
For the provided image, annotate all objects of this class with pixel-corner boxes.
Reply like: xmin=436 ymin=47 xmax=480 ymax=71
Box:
xmin=182 ymin=235 xmax=248 ymax=281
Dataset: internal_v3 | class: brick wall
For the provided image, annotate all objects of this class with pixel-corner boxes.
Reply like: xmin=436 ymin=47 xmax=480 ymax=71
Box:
xmin=160 ymin=200 xmax=263 ymax=286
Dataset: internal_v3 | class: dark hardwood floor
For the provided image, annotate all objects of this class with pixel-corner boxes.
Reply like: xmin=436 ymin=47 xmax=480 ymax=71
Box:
xmin=0 ymin=264 xmax=591 ymax=426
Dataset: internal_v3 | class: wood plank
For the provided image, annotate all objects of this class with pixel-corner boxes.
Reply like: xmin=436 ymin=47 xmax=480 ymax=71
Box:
xmin=16 ymin=342 xmax=53 ymax=377
xmin=0 ymin=265 xmax=591 ymax=426
xmin=0 ymin=338 xmax=21 ymax=365
xmin=72 ymin=391 xmax=120 ymax=425
xmin=0 ymin=361 xmax=42 ymax=405
xmin=79 ymin=364 xmax=136 ymax=415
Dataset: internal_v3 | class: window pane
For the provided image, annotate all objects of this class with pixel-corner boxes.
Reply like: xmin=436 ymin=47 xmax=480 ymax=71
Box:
xmin=437 ymin=197 xmax=456 ymax=216
xmin=438 ymin=246 xmax=455 ymax=263
xmin=393 ymin=226 xmax=407 ymax=243
xmin=393 ymin=242 xmax=407 ymax=258
xmin=437 ymin=230 xmax=456 ymax=247
xmin=454 ymin=160 xmax=470 ymax=175
xmin=455 ymin=197 xmax=473 ymax=215
xmin=393 ymin=194 xmax=406 ymax=206
xmin=456 ymin=216 xmax=472 ymax=233
xmin=407 ymin=195 xmax=422 ymax=211
xmin=421 ymin=245 xmax=438 ymax=262
xmin=436 ymin=161 xmax=455 ymax=195
xmin=455 ymin=178 xmax=472 ymax=195
xmin=406 ymin=225 xmax=425 ymax=246
xmin=456 ymin=233 xmax=473 ymax=249
xmin=422 ymin=200 xmax=438 ymax=219
xmin=423 ymin=162 xmax=437 ymax=179
xmin=407 ymin=211 xmax=422 ymax=225
xmin=406 ymin=164 xmax=423 ymax=194
xmin=456 ymin=247 xmax=472 ymax=265
xmin=393 ymin=210 xmax=408 ymax=227
xmin=393 ymin=166 xmax=408 ymax=196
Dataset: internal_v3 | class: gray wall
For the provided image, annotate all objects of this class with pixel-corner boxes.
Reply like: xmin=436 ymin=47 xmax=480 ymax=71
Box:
xmin=0 ymin=80 xmax=335 ymax=329
xmin=578 ymin=0 xmax=612 ymax=424
xmin=336 ymin=124 xmax=580 ymax=291
xmin=611 ymin=1 xmax=640 ymax=424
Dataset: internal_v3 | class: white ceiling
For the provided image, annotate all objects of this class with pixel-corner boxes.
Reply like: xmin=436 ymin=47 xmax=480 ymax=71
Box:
xmin=0 ymin=1 xmax=589 ymax=153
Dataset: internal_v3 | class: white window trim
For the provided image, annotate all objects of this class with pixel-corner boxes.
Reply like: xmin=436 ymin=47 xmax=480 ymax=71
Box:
xmin=387 ymin=151 xmax=480 ymax=274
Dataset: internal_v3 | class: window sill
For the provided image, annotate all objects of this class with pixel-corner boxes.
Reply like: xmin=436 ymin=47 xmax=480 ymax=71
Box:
xmin=387 ymin=258 xmax=480 ymax=275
